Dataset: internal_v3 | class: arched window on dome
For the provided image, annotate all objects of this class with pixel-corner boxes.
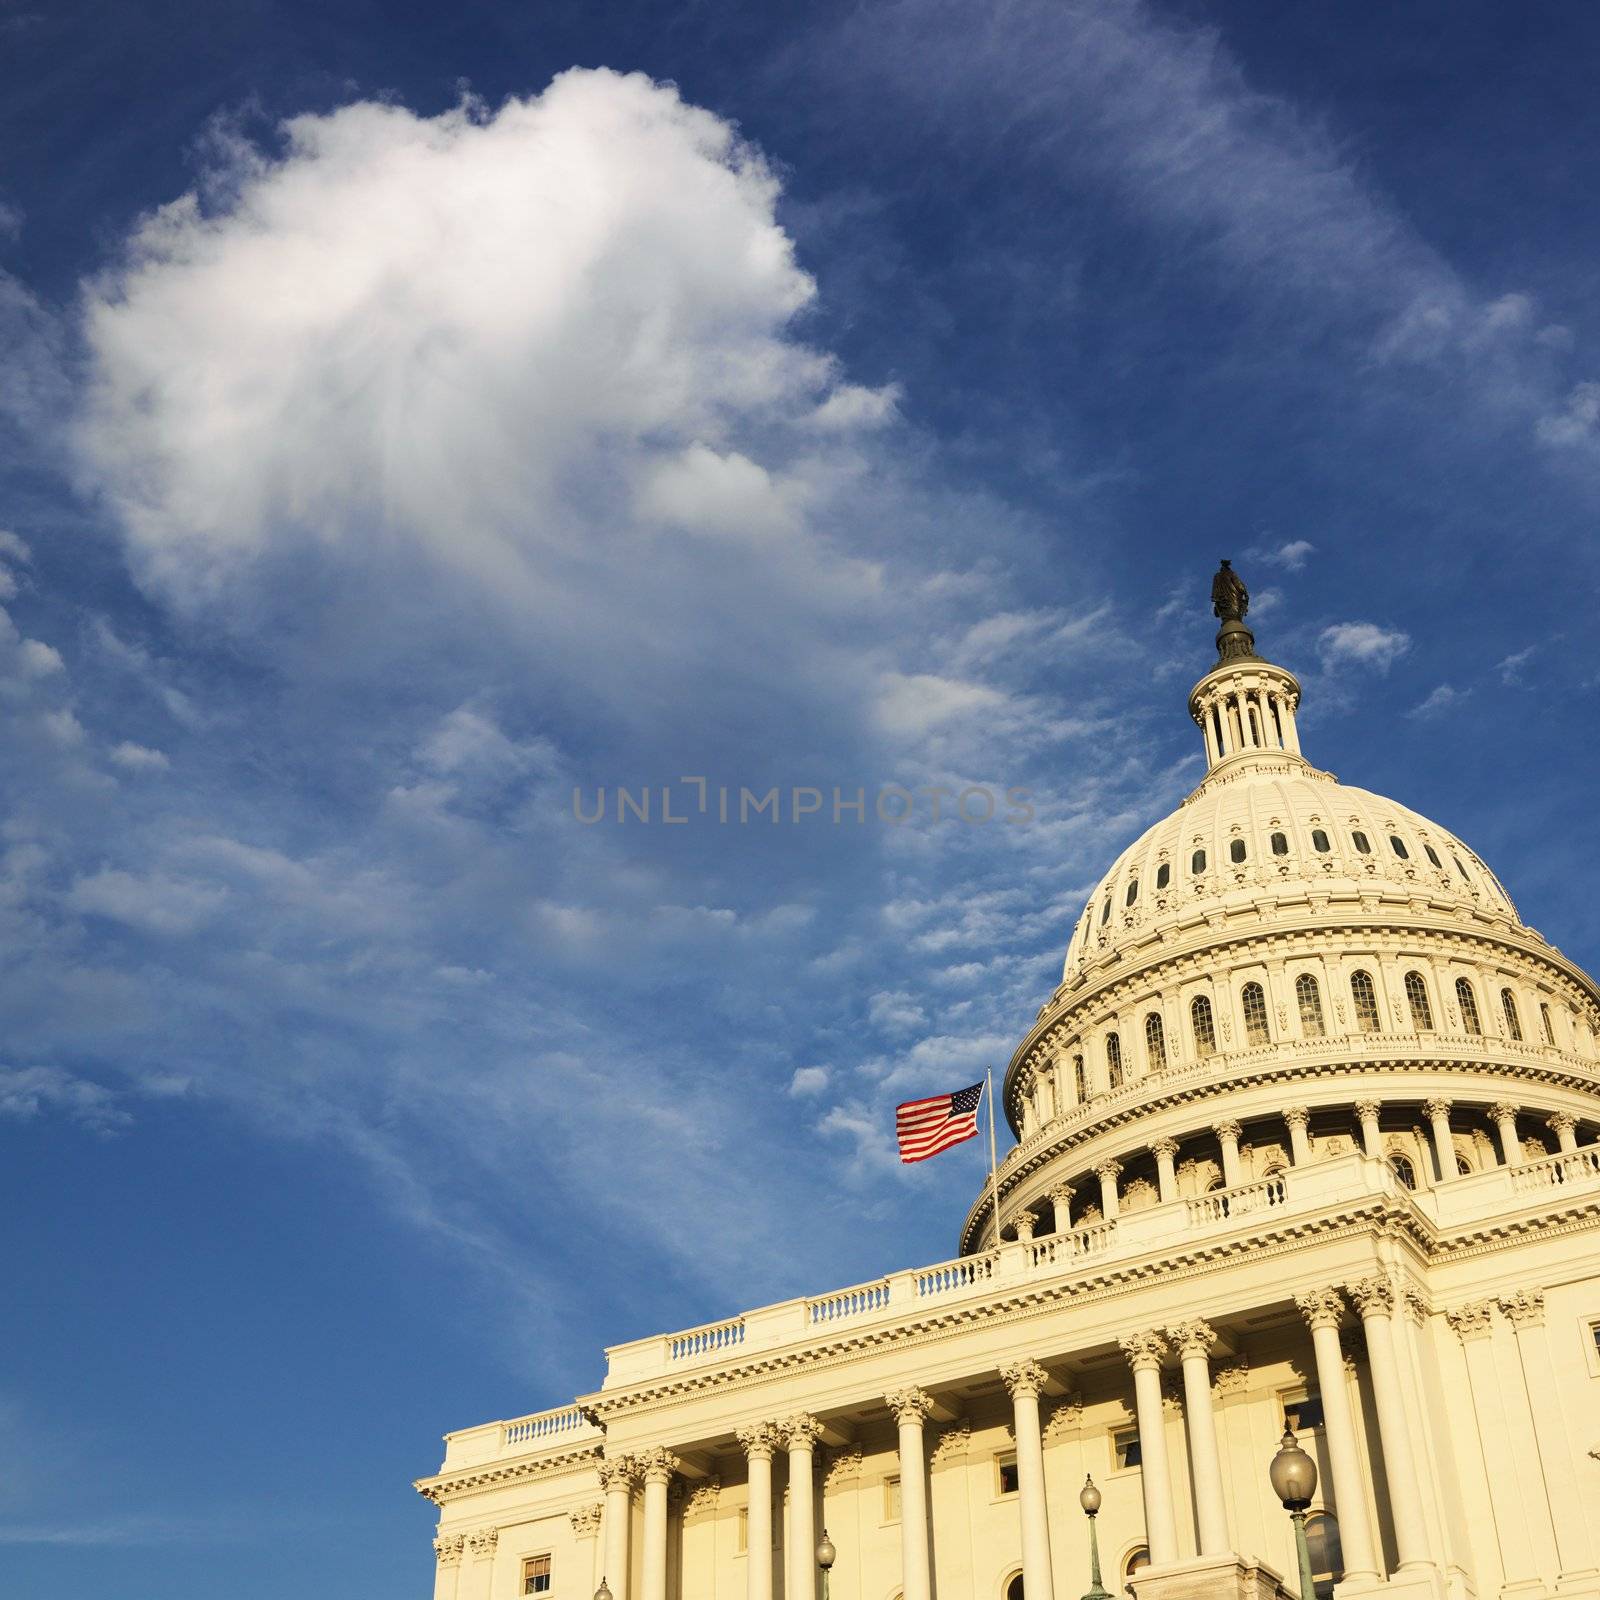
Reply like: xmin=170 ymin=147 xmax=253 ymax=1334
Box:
xmin=1126 ymin=879 xmax=1138 ymax=906
xmin=1351 ymin=970 xmax=1381 ymax=1032
xmin=1296 ymin=974 xmax=1325 ymax=1037
xmin=1229 ymin=838 xmax=1247 ymax=864
xmin=1424 ymin=844 xmax=1442 ymax=869
xmin=1452 ymin=853 xmax=1470 ymax=881
xmin=1352 ymin=830 xmax=1372 ymax=854
xmin=1145 ymin=1011 xmax=1167 ymax=1072
xmin=1006 ymin=1572 xmax=1025 ymax=1600
xmin=1390 ymin=835 xmax=1410 ymax=860
xmin=1540 ymin=1002 xmax=1557 ymax=1046
xmin=1387 ymin=1153 xmax=1417 ymax=1190
xmin=1191 ymin=996 xmax=1217 ymax=1057
xmin=1271 ymin=831 xmax=1289 ymax=856
xmin=1404 ymin=971 xmax=1434 ymax=1031
xmin=1105 ymin=1032 xmax=1124 ymax=1089
xmin=1241 ymin=982 xmax=1270 ymax=1045
xmin=1456 ymin=978 xmax=1482 ymax=1034
xmin=1124 ymin=1547 xmax=1150 ymax=1583
xmin=1192 ymin=848 xmax=1207 ymax=875
xmin=1311 ymin=829 xmax=1330 ymax=853
xmin=1073 ymin=1055 xmax=1087 ymax=1102
xmin=1305 ymin=1512 xmax=1344 ymax=1600
xmin=1501 ymin=988 xmax=1523 ymax=1041
xmin=1101 ymin=897 xmax=1112 ymax=924
xmin=1156 ymin=863 xmax=1170 ymax=890
xmin=1248 ymin=703 xmax=1262 ymax=746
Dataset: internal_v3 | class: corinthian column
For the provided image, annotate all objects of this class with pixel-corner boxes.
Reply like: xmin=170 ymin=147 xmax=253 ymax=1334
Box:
xmin=1548 ymin=1112 xmax=1578 ymax=1153
xmin=1000 ymin=1360 xmax=1057 ymax=1600
xmin=1353 ymin=1099 xmax=1382 ymax=1158
xmin=1151 ymin=1138 xmax=1179 ymax=1202
xmin=1347 ymin=1278 xmax=1429 ymax=1571
xmin=1168 ymin=1320 xmax=1229 ymax=1556
xmin=1095 ymin=1160 xmax=1122 ymax=1219
xmin=736 ymin=1425 xmax=781 ymax=1600
xmin=638 ymin=1448 xmax=679 ymax=1600
xmin=1118 ymin=1332 xmax=1178 ymax=1565
xmin=1294 ymin=1289 xmax=1379 ymax=1585
xmin=1048 ymin=1184 xmax=1075 ymax=1232
xmin=1214 ymin=1120 xmax=1243 ymax=1187
xmin=886 ymin=1389 xmax=935 ymax=1600
xmin=599 ymin=1456 xmax=639 ymax=1600
xmin=783 ymin=1417 xmax=823 ymax=1600
xmin=1283 ymin=1106 xmax=1311 ymax=1165
xmin=1423 ymin=1098 xmax=1454 ymax=1180
xmin=1489 ymin=1102 xmax=1522 ymax=1166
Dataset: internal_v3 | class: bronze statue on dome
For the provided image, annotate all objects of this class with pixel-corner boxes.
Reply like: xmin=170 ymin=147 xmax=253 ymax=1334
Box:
xmin=1211 ymin=559 xmax=1249 ymax=624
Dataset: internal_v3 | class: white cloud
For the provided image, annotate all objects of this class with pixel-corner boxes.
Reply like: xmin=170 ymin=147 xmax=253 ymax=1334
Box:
xmin=108 ymin=741 xmax=171 ymax=771
xmin=788 ymin=1065 xmax=830 ymax=1096
xmin=637 ymin=443 xmax=799 ymax=539
xmin=808 ymin=383 xmax=901 ymax=431
xmin=1248 ymin=538 xmax=1314 ymax=571
xmin=1318 ymin=621 xmax=1411 ymax=672
xmin=1498 ymin=646 xmax=1535 ymax=686
xmin=40 ymin=708 xmax=85 ymax=746
xmin=1407 ymin=683 xmax=1465 ymax=719
xmin=868 ymin=989 xmax=927 ymax=1033
xmin=873 ymin=672 xmax=1005 ymax=738
xmin=66 ymin=868 xmax=228 ymax=934
xmin=18 ymin=639 xmax=62 ymax=676
xmin=0 ymin=1065 xmax=129 ymax=1133
xmin=1536 ymin=382 xmax=1600 ymax=447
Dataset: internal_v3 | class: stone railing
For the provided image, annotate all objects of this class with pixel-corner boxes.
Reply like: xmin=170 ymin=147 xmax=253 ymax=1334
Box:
xmin=438 ymin=1402 xmax=604 ymax=1471
xmin=1403 ymin=1142 xmax=1600 ymax=1227
xmin=599 ymin=1151 xmax=1413 ymax=1391
xmin=1509 ymin=1144 xmax=1600 ymax=1192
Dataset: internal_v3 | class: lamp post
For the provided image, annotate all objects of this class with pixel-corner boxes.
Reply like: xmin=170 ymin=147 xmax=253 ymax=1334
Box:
xmin=1268 ymin=1426 xmax=1319 ymax=1600
xmin=1079 ymin=1475 xmax=1111 ymax=1600
xmin=817 ymin=1530 xmax=836 ymax=1600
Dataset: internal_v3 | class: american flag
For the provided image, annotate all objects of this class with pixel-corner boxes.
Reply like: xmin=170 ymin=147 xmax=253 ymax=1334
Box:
xmin=895 ymin=1081 xmax=984 ymax=1164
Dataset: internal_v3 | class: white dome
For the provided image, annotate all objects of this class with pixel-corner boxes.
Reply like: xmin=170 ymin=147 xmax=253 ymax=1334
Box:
xmin=1061 ymin=753 xmax=1520 ymax=982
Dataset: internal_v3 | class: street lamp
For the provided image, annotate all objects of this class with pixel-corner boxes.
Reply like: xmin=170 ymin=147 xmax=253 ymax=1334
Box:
xmin=1079 ymin=1474 xmax=1111 ymax=1600
xmin=817 ymin=1529 xmax=836 ymax=1600
xmin=1268 ymin=1426 xmax=1319 ymax=1600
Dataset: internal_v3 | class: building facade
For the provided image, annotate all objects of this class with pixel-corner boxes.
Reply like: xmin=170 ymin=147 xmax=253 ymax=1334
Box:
xmin=417 ymin=577 xmax=1600 ymax=1600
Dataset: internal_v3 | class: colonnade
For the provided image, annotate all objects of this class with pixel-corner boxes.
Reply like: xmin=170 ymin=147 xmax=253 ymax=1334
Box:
xmin=593 ymin=1281 xmax=1439 ymax=1600
xmin=1014 ymin=1095 xmax=1590 ymax=1236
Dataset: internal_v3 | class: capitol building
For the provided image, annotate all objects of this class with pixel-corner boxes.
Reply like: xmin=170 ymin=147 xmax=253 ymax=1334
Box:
xmin=417 ymin=572 xmax=1600 ymax=1600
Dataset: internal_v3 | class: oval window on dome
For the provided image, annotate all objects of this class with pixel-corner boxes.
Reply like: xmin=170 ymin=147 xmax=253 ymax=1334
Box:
xmin=1192 ymin=849 xmax=1207 ymax=875
xmin=1156 ymin=863 xmax=1170 ymax=890
xmin=1126 ymin=880 xmax=1138 ymax=906
xmin=1424 ymin=844 xmax=1442 ymax=868
xmin=1270 ymin=831 xmax=1288 ymax=856
xmin=1390 ymin=835 xmax=1410 ymax=860
xmin=1352 ymin=831 xmax=1371 ymax=854
xmin=1229 ymin=839 xmax=1247 ymax=864
xmin=1311 ymin=829 xmax=1330 ymax=853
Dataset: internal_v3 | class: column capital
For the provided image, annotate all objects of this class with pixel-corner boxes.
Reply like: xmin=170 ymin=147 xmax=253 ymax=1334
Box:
xmin=1402 ymin=1287 xmax=1430 ymax=1325
xmin=683 ymin=1479 xmax=721 ymax=1519
xmin=1498 ymin=1288 xmax=1546 ymax=1328
xmin=999 ymin=1357 xmax=1051 ymax=1400
xmin=434 ymin=1533 xmax=465 ymax=1566
xmin=886 ymin=1387 xmax=935 ymax=1427
xmin=1046 ymin=1182 xmax=1075 ymax=1201
xmin=1423 ymin=1096 xmax=1452 ymax=1119
xmin=1010 ymin=1208 xmax=1039 ymax=1241
xmin=1213 ymin=1119 xmax=1243 ymax=1142
xmin=468 ymin=1527 xmax=499 ymax=1558
xmin=637 ymin=1447 xmax=680 ymax=1486
xmin=1489 ymin=1100 xmax=1520 ymax=1124
xmin=780 ymin=1414 xmax=824 ymax=1451
xmin=570 ymin=1503 xmax=604 ymax=1537
xmin=929 ymin=1424 xmax=971 ymax=1466
xmin=598 ymin=1454 xmax=640 ymax=1492
xmin=1547 ymin=1110 xmax=1577 ymax=1136
xmin=1283 ymin=1106 xmax=1309 ymax=1131
xmin=1295 ymin=1286 xmax=1347 ymax=1331
xmin=1119 ymin=1329 xmax=1169 ymax=1372
xmin=1167 ymin=1318 xmax=1217 ymax=1359
xmin=1094 ymin=1158 xmax=1123 ymax=1181
xmin=735 ymin=1422 xmax=784 ymax=1462
xmin=1347 ymin=1275 xmax=1396 ymax=1318
xmin=1150 ymin=1136 xmax=1179 ymax=1159
xmin=1445 ymin=1300 xmax=1496 ymax=1342
xmin=1353 ymin=1098 xmax=1381 ymax=1120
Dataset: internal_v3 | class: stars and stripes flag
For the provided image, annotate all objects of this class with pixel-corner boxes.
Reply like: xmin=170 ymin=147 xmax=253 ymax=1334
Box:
xmin=895 ymin=1081 xmax=984 ymax=1164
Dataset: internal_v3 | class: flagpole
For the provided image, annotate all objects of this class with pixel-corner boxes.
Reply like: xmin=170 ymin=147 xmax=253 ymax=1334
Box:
xmin=985 ymin=1066 xmax=1003 ymax=1253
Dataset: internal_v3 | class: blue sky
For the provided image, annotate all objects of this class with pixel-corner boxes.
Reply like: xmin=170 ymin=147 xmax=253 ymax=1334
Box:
xmin=4 ymin=2 xmax=1600 ymax=1594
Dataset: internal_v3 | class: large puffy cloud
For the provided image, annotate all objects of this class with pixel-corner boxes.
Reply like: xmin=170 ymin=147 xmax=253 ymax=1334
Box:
xmin=77 ymin=72 xmax=875 ymax=633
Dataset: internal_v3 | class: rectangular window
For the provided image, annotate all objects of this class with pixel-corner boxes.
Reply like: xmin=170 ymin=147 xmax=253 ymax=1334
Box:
xmin=524 ymin=1555 xmax=552 ymax=1596
xmin=1112 ymin=1427 xmax=1142 ymax=1470
xmin=736 ymin=1509 xmax=748 ymax=1555
xmin=1592 ymin=1322 xmax=1600 ymax=1361
xmin=996 ymin=1452 xmax=1019 ymax=1495
xmin=883 ymin=1474 xmax=902 ymax=1523
xmin=1281 ymin=1390 xmax=1325 ymax=1432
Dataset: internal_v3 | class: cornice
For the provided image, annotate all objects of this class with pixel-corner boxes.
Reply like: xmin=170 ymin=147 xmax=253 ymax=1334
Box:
xmin=579 ymin=1197 xmax=1415 ymax=1427
xmin=415 ymin=1442 xmax=605 ymax=1506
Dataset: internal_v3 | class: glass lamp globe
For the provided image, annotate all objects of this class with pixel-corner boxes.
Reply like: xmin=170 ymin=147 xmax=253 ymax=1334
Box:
xmin=1079 ymin=1474 xmax=1103 ymax=1516
xmin=1268 ymin=1427 xmax=1318 ymax=1510
xmin=816 ymin=1532 xmax=836 ymax=1571
xmin=595 ymin=1580 xmax=614 ymax=1600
